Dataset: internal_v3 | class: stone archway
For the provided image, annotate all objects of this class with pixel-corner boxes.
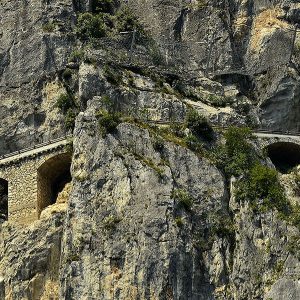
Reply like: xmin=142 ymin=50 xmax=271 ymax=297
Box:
xmin=0 ymin=178 xmax=8 ymax=221
xmin=37 ymin=153 xmax=72 ymax=217
xmin=266 ymin=142 xmax=300 ymax=173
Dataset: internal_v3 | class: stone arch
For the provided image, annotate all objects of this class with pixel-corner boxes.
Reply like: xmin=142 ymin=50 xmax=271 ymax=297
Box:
xmin=37 ymin=153 xmax=72 ymax=217
xmin=266 ymin=142 xmax=300 ymax=173
xmin=0 ymin=178 xmax=8 ymax=221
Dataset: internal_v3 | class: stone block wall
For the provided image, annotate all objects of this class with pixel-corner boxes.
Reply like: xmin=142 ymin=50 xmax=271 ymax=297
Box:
xmin=0 ymin=146 xmax=69 ymax=225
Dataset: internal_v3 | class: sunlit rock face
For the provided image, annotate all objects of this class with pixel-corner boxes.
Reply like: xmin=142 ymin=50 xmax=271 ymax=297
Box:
xmin=0 ymin=0 xmax=300 ymax=299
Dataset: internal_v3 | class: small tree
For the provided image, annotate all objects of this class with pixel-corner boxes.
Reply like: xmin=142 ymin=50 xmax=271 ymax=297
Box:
xmin=77 ymin=13 xmax=107 ymax=40
xmin=236 ymin=164 xmax=290 ymax=215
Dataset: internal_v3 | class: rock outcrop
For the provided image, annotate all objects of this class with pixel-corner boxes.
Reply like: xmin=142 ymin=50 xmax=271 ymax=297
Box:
xmin=0 ymin=0 xmax=300 ymax=299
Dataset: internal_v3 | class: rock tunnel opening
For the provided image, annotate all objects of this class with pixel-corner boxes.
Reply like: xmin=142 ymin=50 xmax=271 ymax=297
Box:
xmin=0 ymin=178 xmax=8 ymax=221
xmin=37 ymin=153 xmax=72 ymax=217
xmin=266 ymin=142 xmax=300 ymax=174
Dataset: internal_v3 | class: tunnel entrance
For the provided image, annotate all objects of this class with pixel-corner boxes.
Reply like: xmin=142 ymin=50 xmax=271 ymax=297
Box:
xmin=266 ymin=142 xmax=300 ymax=173
xmin=0 ymin=179 xmax=8 ymax=221
xmin=37 ymin=153 xmax=72 ymax=217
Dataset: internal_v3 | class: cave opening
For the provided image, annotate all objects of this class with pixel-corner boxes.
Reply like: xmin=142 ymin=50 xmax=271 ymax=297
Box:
xmin=266 ymin=142 xmax=300 ymax=174
xmin=0 ymin=178 xmax=8 ymax=221
xmin=37 ymin=153 xmax=72 ymax=217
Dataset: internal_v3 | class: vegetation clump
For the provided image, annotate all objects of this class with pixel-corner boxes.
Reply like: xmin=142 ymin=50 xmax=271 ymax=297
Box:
xmin=103 ymin=65 xmax=123 ymax=85
xmin=77 ymin=13 xmax=108 ymax=40
xmin=175 ymin=217 xmax=184 ymax=227
xmin=92 ymin=0 xmax=116 ymax=14
xmin=214 ymin=126 xmax=256 ymax=177
xmin=172 ymin=188 xmax=194 ymax=211
xmin=69 ymin=49 xmax=84 ymax=63
xmin=56 ymin=93 xmax=78 ymax=130
xmin=214 ymin=126 xmax=291 ymax=218
xmin=103 ymin=215 xmax=122 ymax=230
xmin=76 ymin=3 xmax=143 ymax=42
xmin=236 ymin=164 xmax=290 ymax=215
xmin=56 ymin=93 xmax=75 ymax=113
xmin=97 ymin=109 xmax=121 ymax=135
xmin=185 ymin=109 xmax=214 ymax=141
xmin=42 ymin=22 xmax=56 ymax=33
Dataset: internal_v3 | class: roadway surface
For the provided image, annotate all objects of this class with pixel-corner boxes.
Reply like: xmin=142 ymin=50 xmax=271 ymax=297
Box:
xmin=0 ymin=124 xmax=299 ymax=165
xmin=0 ymin=137 xmax=70 ymax=165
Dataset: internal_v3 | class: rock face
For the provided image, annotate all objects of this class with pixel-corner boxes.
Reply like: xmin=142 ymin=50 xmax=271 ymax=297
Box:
xmin=1 ymin=0 xmax=300 ymax=299
xmin=0 ymin=0 xmax=76 ymax=154
xmin=59 ymin=105 xmax=227 ymax=299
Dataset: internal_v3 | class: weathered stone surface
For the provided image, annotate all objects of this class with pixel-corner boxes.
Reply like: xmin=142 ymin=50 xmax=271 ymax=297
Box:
xmin=0 ymin=0 xmax=300 ymax=299
xmin=0 ymin=213 xmax=65 ymax=300
xmin=59 ymin=104 xmax=228 ymax=299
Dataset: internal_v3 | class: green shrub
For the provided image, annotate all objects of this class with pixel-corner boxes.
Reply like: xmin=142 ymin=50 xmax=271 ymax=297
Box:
xmin=56 ymin=93 xmax=75 ymax=113
xmin=77 ymin=13 xmax=108 ymax=40
xmin=175 ymin=217 xmax=184 ymax=227
xmin=236 ymin=164 xmax=290 ymax=215
xmin=69 ymin=49 xmax=84 ymax=63
xmin=170 ymin=122 xmax=185 ymax=138
xmin=133 ymin=153 xmax=164 ymax=177
xmin=100 ymin=95 xmax=115 ymax=112
xmin=185 ymin=109 xmax=214 ymax=141
xmin=184 ymin=134 xmax=204 ymax=153
xmin=92 ymin=0 xmax=115 ymax=14
xmin=103 ymin=215 xmax=122 ymax=230
xmin=287 ymin=235 xmax=300 ymax=258
xmin=64 ymin=138 xmax=74 ymax=154
xmin=214 ymin=126 xmax=257 ymax=177
xmin=97 ymin=109 xmax=121 ymax=135
xmin=172 ymin=188 xmax=194 ymax=211
xmin=42 ymin=22 xmax=56 ymax=32
xmin=115 ymin=7 xmax=143 ymax=33
xmin=207 ymin=95 xmax=233 ymax=107
xmin=65 ymin=109 xmax=77 ymax=130
xmin=287 ymin=204 xmax=300 ymax=229
xmin=293 ymin=173 xmax=300 ymax=197
xmin=210 ymin=212 xmax=235 ymax=239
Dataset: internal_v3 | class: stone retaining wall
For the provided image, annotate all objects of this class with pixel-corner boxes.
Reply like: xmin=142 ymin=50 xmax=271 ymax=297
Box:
xmin=0 ymin=146 xmax=70 ymax=225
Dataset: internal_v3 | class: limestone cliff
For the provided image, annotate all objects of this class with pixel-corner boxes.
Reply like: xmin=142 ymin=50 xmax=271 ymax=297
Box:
xmin=0 ymin=0 xmax=300 ymax=299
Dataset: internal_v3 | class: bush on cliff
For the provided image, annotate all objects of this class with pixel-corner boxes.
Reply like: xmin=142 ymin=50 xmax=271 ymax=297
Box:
xmin=96 ymin=109 xmax=121 ymax=135
xmin=213 ymin=126 xmax=256 ymax=177
xmin=236 ymin=164 xmax=290 ymax=215
xmin=77 ymin=13 xmax=108 ymax=40
xmin=185 ymin=109 xmax=214 ymax=141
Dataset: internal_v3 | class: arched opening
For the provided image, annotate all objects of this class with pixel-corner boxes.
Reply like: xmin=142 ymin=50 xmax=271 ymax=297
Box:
xmin=266 ymin=142 xmax=300 ymax=173
xmin=0 ymin=178 xmax=8 ymax=222
xmin=37 ymin=153 xmax=72 ymax=217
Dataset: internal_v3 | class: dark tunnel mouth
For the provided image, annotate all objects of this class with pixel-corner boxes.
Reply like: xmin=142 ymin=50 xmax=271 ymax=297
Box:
xmin=51 ymin=169 xmax=72 ymax=204
xmin=266 ymin=142 xmax=300 ymax=174
xmin=0 ymin=178 xmax=8 ymax=220
xmin=37 ymin=153 xmax=72 ymax=217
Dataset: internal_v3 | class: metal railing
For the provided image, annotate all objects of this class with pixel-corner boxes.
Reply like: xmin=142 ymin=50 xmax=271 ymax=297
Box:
xmin=0 ymin=134 xmax=72 ymax=161
xmin=0 ymin=120 xmax=299 ymax=163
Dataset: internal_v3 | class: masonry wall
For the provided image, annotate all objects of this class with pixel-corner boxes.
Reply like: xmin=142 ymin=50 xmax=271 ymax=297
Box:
xmin=0 ymin=146 xmax=69 ymax=225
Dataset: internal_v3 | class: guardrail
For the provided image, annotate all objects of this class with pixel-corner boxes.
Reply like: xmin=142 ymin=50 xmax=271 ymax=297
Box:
xmin=0 ymin=134 xmax=72 ymax=161
xmin=0 ymin=122 xmax=299 ymax=162
xmin=143 ymin=120 xmax=300 ymax=137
